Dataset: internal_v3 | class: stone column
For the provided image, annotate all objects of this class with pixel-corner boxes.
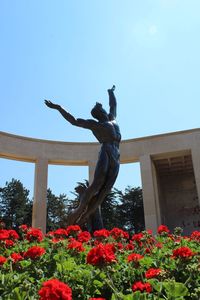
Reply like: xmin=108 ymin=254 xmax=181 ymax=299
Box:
xmin=32 ymin=158 xmax=48 ymax=233
xmin=191 ymin=147 xmax=200 ymax=206
xmin=139 ymin=155 xmax=160 ymax=233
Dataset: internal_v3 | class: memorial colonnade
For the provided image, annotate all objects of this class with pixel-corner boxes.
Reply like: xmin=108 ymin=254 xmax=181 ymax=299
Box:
xmin=1 ymin=129 xmax=200 ymax=234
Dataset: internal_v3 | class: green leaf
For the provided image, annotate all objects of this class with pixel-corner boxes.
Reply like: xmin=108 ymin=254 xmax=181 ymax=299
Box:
xmin=139 ymin=257 xmax=153 ymax=268
xmin=111 ymin=293 xmax=133 ymax=300
xmin=132 ymin=291 xmax=143 ymax=300
xmin=123 ymin=294 xmax=134 ymax=299
xmin=149 ymin=279 xmax=163 ymax=293
xmin=13 ymin=287 xmax=23 ymax=300
xmin=20 ymin=260 xmax=32 ymax=268
xmin=93 ymin=279 xmax=103 ymax=288
xmin=62 ymin=259 xmax=76 ymax=271
xmin=56 ymin=262 xmax=63 ymax=273
xmin=163 ymin=281 xmax=188 ymax=297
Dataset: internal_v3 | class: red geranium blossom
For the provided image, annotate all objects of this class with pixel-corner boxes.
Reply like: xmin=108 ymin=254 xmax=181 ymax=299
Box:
xmin=0 ymin=255 xmax=7 ymax=265
xmin=53 ymin=229 xmax=68 ymax=238
xmin=51 ymin=238 xmax=64 ymax=243
xmin=172 ymin=246 xmax=194 ymax=259
xmin=157 ymin=225 xmax=170 ymax=234
xmin=8 ymin=230 xmax=19 ymax=240
xmin=87 ymin=243 xmax=116 ymax=266
xmin=77 ymin=231 xmax=91 ymax=243
xmin=93 ymin=229 xmax=110 ymax=239
xmin=10 ymin=253 xmax=23 ymax=263
xmin=4 ymin=239 xmax=14 ymax=248
xmin=190 ymin=230 xmax=200 ymax=242
xmin=0 ymin=229 xmax=9 ymax=240
xmin=109 ymin=227 xmax=129 ymax=240
xmin=126 ymin=242 xmax=135 ymax=251
xmin=26 ymin=228 xmax=43 ymax=242
xmin=132 ymin=233 xmax=144 ymax=242
xmin=24 ymin=246 xmax=46 ymax=259
xmin=155 ymin=242 xmax=163 ymax=249
xmin=132 ymin=281 xmax=152 ymax=293
xmin=38 ymin=279 xmax=72 ymax=300
xmin=145 ymin=268 xmax=162 ymax=279
xmin=19 ymin=224 xmax=28 ymax=232
xmin=67 ymin=238 xmax=85 ymax=252
xmin=127 ymin=253 xmax=144 ymax=263
xmin=66 ymin=225 xmax=81 ymax=236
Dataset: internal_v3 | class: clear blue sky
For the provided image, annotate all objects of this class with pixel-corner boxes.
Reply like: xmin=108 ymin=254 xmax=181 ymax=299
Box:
xmin=1 ymin=0 xmax=200 ymax=198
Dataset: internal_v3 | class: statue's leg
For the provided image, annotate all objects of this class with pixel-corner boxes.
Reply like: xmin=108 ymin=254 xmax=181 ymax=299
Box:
xmin=66 ymin=150 xmax=109 ymax=225
xmin=90 ymin=206 xmax=104 ymax=231
xmin=79 ymin=160 xmax=120 ymax=225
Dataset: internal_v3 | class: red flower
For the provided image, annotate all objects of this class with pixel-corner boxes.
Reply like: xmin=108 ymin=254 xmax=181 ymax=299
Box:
xmin=8 ymin=229 xmax=19 ymax=240
xmin=0 ymin=230 xmax=9 ymax=240
xmin=51 ymin=238 xmax=64 ymax=243
xmin=132 ymin=281 xmax=152 ymax=293
xmin=26 ymin=228 xmax=43 ymax=242
xmin=66 ymin=225 xmax=81 ymax=236
xmin=93 ymin=229 xmax=110 ymax=239
xmin=109 ymin=228 xmax=129 ymax=240
xmin=87 ymin=243 xmax=116 ymax=266
xmin=157 ymin=225 xmax=170 ymax=234
xmin=24 ymin=246 xmax=46 ymax=259
xmin=38 ymin=279 xmax=72 ymax=300
xmin=77 ymin=231 xmax=91 ymax=243
xmin=145 ymin=247 xmax=152 ymax=254
xmin=19 ymin=224 xmax=28 ymax=232
xmin=145 ymin=268 xmax=162 ymax=279
xmin=53 ymin=229 xmax=68 ymax=238
xmin=126 ymin=242 xmax=135 ymax=251
xmin=127 ymin=253 xmax=144 ymax=263
xmin=4 ymin=239 xmax=15 ymax=248
xmin=172 ymin=246 xmax=194 ymax=259
xmin=10 ymin=253 xmax=23 ymax=263
xmin=146 ymin=229 xmax=153 ymax=235
xmin=115 ymin=242 xmax=124 ymax=251
xmin=155 ymin=242 xmax=163 ymax=249
xmin=67 ymin=238 xmax=85 ymax=252
xmin=132 ymin=233 xmax=144 ymax=242
xmin=190 ymin=230 xmax=200 ymax=242
xmin=0 ymin=255 xmax=7 ymax=265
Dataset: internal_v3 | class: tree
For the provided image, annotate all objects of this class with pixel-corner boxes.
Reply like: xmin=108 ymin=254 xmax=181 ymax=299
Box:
xmin=117 ymin=186 xmax=145 ymax=233
xmin=101 ymin=188 xmax=122 ymax=229
xmin=0 ymin=178 xmax=32 ymax=228
xmin=46 ymin=189 xmax=68 ymax=231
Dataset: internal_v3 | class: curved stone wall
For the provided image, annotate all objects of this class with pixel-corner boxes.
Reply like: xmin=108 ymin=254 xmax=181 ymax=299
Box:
xmin=1 ymin=129 xmax=200 ymax=233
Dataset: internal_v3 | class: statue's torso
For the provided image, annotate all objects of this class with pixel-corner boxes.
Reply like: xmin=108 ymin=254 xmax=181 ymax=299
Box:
xmin=92 ymin=120 xmax=121 ymax=145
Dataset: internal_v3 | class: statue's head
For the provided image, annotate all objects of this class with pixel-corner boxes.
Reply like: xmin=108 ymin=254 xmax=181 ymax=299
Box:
xmin=91 ymin=102 xmax=109 ymax=121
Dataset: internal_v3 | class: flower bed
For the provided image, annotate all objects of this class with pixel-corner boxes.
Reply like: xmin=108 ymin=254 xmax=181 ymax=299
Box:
xmin=0 ymin=224 xmax=200 ymax=299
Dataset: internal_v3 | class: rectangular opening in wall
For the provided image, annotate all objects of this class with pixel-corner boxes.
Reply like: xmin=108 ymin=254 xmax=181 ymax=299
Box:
xmin=47 ymin=165 xmax=88 ymax=231
xmin=114 ymin=162 xmax=142 ymax=191
xmin=48 ymin=165 xmax=88 ymax=199
xmin=0 ymin=158 xmax=34 ymax=228
xmin=154 ymin=153 xmax=200 ymax=234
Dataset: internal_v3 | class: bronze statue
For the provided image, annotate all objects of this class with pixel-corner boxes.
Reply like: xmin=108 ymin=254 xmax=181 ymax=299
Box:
xmin=45 ymin=86 xmax=121 ymax=230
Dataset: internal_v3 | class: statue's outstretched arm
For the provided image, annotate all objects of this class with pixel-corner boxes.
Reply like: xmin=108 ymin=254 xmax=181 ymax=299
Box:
xmin=44 ymin=100 xmax=97 ymax=129
xmin=108 ymin=85 xmax=117 ymax=119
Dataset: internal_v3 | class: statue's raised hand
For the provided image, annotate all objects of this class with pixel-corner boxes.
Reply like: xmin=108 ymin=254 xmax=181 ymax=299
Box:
xmin=44 ymin=100 xmax=60 ymax=110
xmin=107 ymin=85 xmax=115 ymax=94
